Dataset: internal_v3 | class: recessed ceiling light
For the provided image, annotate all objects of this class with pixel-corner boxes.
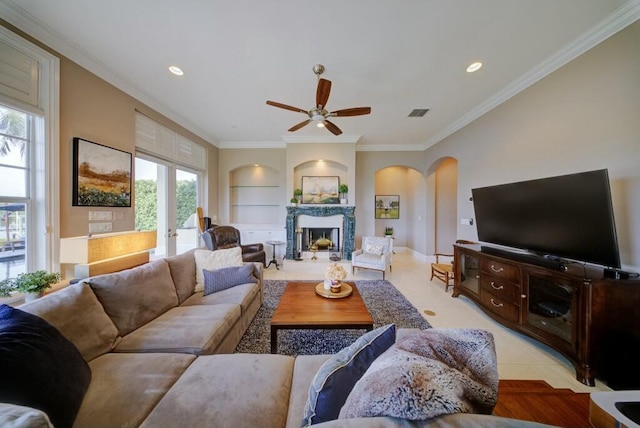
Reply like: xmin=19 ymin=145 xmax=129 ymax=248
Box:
xmin=466 ymin=62 xmax=483 ymax=73
xmin=168 ymin=66 xmax=184 ymax=76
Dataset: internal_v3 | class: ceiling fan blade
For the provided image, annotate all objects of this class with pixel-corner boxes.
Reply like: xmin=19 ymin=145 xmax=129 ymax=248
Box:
xmin=316 ymin=78 xmax=332 ymax=108
xmin=330 ymin=107 xmax=372 ymax=117
xmin=324 ymin=120 xmax=342 ymax=136
xmin=288 ymin=119 xmax=312 ymax=132
xmin=266 ymin=100 xmax=307 ymax=114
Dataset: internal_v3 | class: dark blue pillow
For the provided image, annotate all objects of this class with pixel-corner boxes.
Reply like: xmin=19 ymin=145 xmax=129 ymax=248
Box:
xmin=203 ymin=264 xmax=258 ymax=296
xmin=0 ymin=304 xmax=91 ymax=428
xmin=301 ymin=324 xmax=396 ymax=426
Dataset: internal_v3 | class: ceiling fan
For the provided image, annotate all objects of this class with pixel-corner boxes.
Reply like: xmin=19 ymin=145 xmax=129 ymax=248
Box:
xmin=266 ymin=64 xmax=371 ymax=136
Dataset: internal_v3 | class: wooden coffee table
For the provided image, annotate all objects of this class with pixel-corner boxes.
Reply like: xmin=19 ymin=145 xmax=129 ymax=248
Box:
xmin=270 ymin=281 xmax=374 ymax=353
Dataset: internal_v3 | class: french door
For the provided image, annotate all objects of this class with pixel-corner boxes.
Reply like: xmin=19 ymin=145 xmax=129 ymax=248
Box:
xmin=135 ymin=155 xmax=201 ymax=259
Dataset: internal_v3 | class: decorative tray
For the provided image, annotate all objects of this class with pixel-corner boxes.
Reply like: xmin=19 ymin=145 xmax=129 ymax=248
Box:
xmin=315 ymin=282 xmax=353 ymax=299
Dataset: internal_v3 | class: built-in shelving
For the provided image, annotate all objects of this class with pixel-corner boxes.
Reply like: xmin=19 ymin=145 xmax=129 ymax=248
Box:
xmin=229 ymin=166 xmax=280 ymax=225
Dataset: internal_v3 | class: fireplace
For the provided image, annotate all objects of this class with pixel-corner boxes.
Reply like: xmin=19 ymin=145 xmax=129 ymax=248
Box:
xmin=286 ymin=206 xmax=356 ymax=260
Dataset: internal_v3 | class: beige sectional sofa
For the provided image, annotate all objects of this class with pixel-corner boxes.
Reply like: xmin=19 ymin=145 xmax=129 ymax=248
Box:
xmin=0 ymin=249 xmax=554 ymax=428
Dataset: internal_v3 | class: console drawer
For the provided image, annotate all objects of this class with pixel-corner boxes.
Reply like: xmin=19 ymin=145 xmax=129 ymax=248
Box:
xmin=480 ymin=276 xmax=520 ymax=302
xmin=481 ymin=258 xmax=520 ymax=282
xmin=480 ymin=290 xmax=519 ymax=323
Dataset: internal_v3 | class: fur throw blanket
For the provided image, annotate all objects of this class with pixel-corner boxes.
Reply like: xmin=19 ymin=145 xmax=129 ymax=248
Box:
xmin=339 ymin=328 xmax=498 ymax=421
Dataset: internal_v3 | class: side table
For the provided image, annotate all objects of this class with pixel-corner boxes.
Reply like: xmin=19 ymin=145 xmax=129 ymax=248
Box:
xmin=266 ymin=240 xmax=285 ymax=270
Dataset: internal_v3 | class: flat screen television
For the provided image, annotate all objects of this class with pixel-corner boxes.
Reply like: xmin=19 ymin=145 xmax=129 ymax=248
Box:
xmin=471 ymin=169 xmax=621 ymax=269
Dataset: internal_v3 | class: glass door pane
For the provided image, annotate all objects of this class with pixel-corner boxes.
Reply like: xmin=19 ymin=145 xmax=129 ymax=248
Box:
xmin=0 ymin=202 xmax=26 ymax=281
xmin=175 ymin=168 xmax=198 ymax=255
xmin=135 ymin=157 xmax=169 ymax=260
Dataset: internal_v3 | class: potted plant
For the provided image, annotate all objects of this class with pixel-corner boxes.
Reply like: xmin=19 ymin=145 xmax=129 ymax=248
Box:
xmin=338 ymin=184 xmax=348 ymax=204
xmin=294 ymin=188 xmax=303 ymax=203
xmin=290 ymin=197 xmax=298 ymax=206
xmin=385 ymin=227 xmax=394 ymax=236
xmin=0 ymin=270 xmax=61 ymax=301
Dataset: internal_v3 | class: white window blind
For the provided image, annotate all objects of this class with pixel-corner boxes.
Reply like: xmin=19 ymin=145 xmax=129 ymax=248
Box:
xmin=135 ymin=113 xmax=206 ymax=170
xmin=0 ymin=38 xmax=39 ymax=111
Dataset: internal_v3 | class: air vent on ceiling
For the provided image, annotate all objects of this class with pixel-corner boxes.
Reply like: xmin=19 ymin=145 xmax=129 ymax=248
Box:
xmin=408 ymin=109 xmax=430 ymax=117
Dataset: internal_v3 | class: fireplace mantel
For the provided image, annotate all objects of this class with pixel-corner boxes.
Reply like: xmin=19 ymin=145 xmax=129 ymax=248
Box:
xmin=285 ymin=205 xmax=356 ymax=260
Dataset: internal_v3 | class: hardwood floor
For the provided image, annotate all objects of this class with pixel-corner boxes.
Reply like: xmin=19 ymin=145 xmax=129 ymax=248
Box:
xmin=494 ymin=380 xmax=591 ymax=428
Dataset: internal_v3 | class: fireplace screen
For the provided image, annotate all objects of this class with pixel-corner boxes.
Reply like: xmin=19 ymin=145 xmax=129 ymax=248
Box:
xmin=302 ymin=227 xmax=340 ymax=252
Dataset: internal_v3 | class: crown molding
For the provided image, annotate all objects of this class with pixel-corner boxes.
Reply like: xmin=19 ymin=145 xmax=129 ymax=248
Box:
xmin=218 ymin=141 xmax=287 ymax=149
xmin=281 ymin=135 xmax=361 ymax=144
xmin=422 ymin=0 xmax=640 ymax=151
xmin=356 ymin=144 xmax=425 ymax=152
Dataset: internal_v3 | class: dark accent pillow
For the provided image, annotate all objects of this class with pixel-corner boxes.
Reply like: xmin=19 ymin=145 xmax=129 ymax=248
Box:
xmin=301 ymin=324 xmax=396 ymax=426
xmin=0 ymin=304 xmax=91 ymax=428
xmin=203 ymin=264 xmax=258 ymax=296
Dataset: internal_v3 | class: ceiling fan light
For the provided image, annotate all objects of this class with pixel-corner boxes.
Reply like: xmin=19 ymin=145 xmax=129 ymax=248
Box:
xmin=316 ymin=122 xmax=325 ymax=128
xmin=311 ymin=113 xmax=325 ymax=122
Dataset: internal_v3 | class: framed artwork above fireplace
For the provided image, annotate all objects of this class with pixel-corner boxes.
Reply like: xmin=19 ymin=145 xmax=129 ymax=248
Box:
xmin=301 ymin=176 xmax=340 ymax=204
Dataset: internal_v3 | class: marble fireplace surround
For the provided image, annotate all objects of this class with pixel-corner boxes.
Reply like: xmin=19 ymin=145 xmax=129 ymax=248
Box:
xmin=285 ymin=205 xmax=356 ymax=260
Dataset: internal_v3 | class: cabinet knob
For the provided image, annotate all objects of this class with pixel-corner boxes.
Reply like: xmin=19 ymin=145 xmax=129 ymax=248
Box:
xmin=490 ymin=281 xmax=504 ymax=290
xmin=490 ymin=264 xmax=504 ymax=273
xmin=490 ymin=298 xmax=504 ymax=308
xmin=521 ymin=294 xmax=527 ymax=299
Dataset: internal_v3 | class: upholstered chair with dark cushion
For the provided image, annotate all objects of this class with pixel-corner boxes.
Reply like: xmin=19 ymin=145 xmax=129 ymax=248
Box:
xmin=201 ymin=226 xmax=266 ymax=266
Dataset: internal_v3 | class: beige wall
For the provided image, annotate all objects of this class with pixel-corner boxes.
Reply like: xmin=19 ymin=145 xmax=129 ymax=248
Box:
xmin=434 ymin=158 xmax=457 ymax=254
xmin=424 ymin=20 xmax=640 ymax=270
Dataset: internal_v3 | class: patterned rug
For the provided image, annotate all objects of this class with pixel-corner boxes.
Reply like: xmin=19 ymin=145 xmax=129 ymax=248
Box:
xmin=235 ymin=279 xmax=432 ymax=355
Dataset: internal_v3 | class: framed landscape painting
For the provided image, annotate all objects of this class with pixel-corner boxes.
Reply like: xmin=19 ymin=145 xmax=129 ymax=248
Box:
xmin=302 ymin=176 xmax=340 ymax=204
xmin=375 ymin=195 xmax=399 ymax=219
xmin=72 ymin=137 xmax=132 ymax=207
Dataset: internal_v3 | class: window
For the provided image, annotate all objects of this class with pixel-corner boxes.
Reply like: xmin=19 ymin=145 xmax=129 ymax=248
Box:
xmin=0 ymin=27 xmax=59 ymax=291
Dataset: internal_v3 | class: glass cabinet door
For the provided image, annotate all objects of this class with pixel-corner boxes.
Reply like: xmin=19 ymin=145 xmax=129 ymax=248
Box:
xmin=456 ymin=250 xmax=480 ymax=297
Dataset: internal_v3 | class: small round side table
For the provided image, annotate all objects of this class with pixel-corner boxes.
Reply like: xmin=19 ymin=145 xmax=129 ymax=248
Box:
xmin=266 ymin=240 xmax=285 ymax=270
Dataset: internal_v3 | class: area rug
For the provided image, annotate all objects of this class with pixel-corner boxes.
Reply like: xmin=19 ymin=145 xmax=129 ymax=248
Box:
xmin=235 ymin=279 xmax=431 ymax=355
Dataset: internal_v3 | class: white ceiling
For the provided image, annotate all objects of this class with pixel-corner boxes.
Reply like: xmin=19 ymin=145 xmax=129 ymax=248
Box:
xmin=1 ymin=0 xmax=638 ymax=150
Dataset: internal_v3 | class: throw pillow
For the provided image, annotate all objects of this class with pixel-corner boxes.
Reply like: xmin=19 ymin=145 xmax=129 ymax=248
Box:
xmin=339 ymin=328 xmax=498 ymax=421
xmin=301 ymin=324 xmax=396 ymax=427
xmin=0 ymin=304 xmax=92 ymax=428
xmin=203 ymin=264 xmax=257 ymax=296
xmin=194 ymin=247 xmax=243 ymax=292
xmin=364 ymin=242 xmax=384 ymax=256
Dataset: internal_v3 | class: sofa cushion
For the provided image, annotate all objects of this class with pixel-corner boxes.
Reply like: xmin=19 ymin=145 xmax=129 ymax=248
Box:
xmin=0 ymin=403 xmax=53 ymax=428
xmin=165 ymin=249 xmax=197 ymax=304
xmin=339 ymin=328 xmax=498 ymax=421
xmin=286 ymin=355 xmax=331 ymax=428
xmin=75 ymin=352 xmax=196 ymax=428
xmin=141 ymin=354 xmax=294 ymax=428
xmin=20 ymin=282 xmax=120 ymax=361
xmin=181 ymin=282 xmax=260 ymax=313
xmin=203 ymin=263 xmax=258 ymax=295
xmin=0 ymin=305 xmax=91 ymax=428
xmin=302 ymin=324 xmax=396 ymax=426
xmin=194 ymin=247 xmax=243 ymax=292
xmin=114 ymin=304 xmax=241 ymax=355
xmin=87 ymin=260 xmax=179 ymax=336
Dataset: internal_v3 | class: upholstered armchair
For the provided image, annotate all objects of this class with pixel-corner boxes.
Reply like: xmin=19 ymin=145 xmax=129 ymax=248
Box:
xmin=351 ymin=236 xmax=393 ymax=280
xmin=201 ymin=226 xmax=266 ymax=266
